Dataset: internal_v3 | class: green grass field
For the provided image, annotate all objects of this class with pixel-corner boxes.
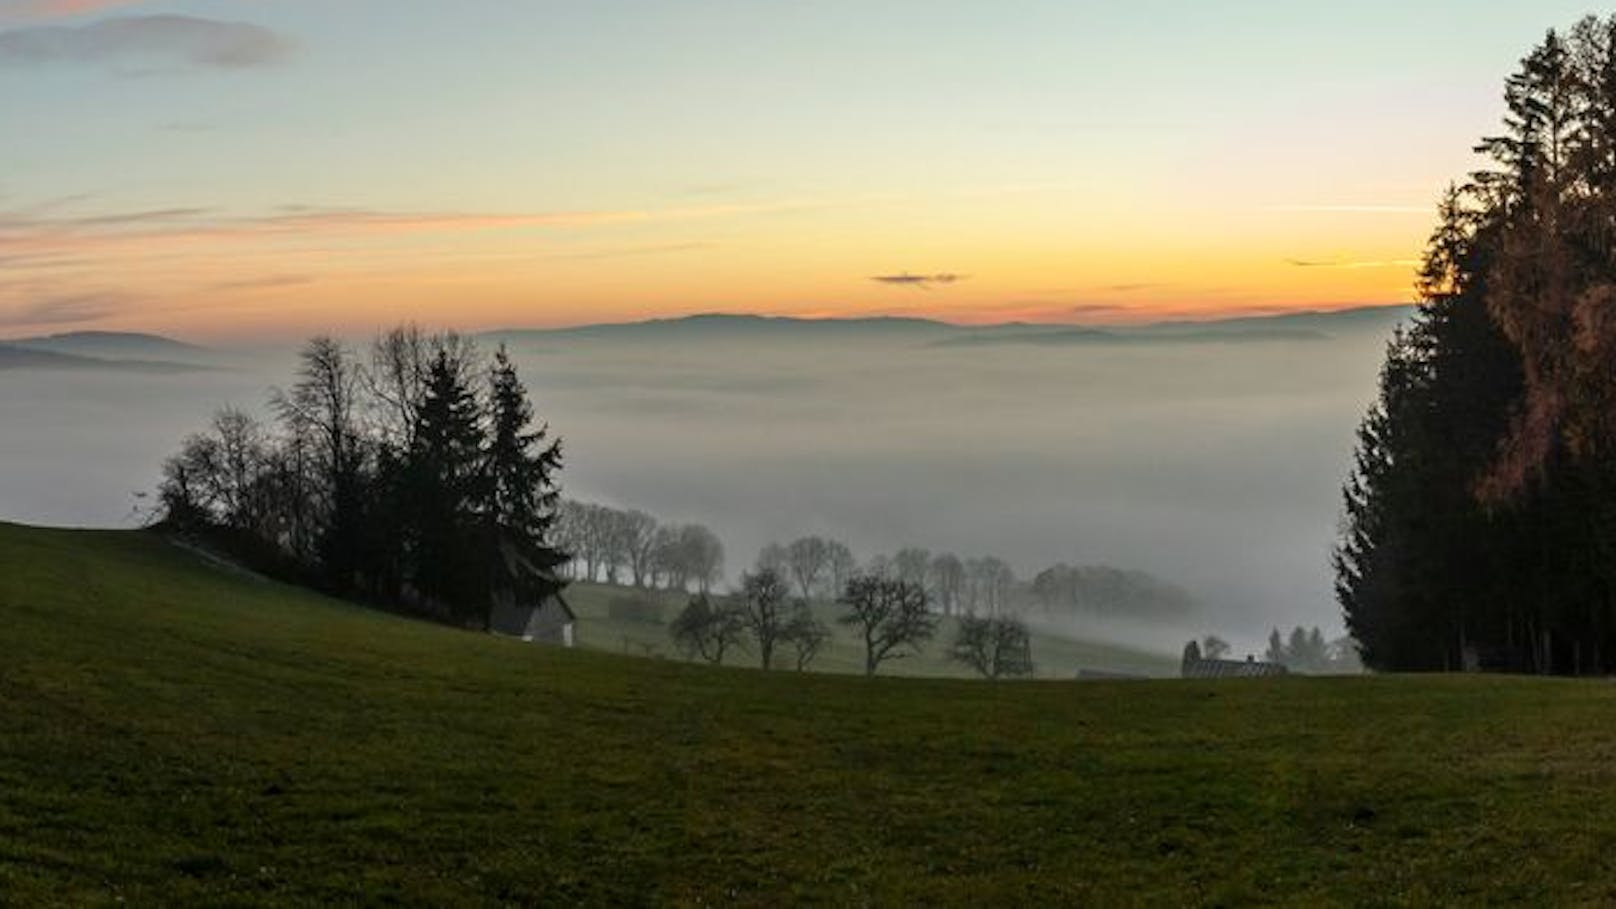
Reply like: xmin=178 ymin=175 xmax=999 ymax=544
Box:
xmin=4 ymin=522 xmax=1616 ymax=905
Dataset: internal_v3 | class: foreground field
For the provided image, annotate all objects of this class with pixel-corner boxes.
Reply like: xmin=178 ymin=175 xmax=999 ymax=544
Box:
xmin=2 ymin=523 xmax=1615 ymax=905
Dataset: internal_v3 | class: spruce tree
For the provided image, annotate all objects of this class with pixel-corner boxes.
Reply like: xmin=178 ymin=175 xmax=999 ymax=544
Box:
xmin=408 ymin=347 xmax=488 ymax=624
xmin=483 ymin=345 xmax=569 ymax=605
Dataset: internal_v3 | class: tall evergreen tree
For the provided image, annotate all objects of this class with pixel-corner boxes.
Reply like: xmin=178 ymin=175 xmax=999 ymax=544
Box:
xmin=483 ymin=345 xmax=569 ymax=605
xmin=408 ymin=346 xmax=489 ymax=623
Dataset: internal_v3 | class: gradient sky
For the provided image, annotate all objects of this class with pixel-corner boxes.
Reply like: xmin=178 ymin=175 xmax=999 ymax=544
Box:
xmin=0 ymin=0 xmax=1599 ymax=340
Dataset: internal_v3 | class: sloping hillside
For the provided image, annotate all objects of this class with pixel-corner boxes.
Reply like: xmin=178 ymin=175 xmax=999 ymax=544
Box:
xmin=0 ymin=522 xmax=1612 ymax=904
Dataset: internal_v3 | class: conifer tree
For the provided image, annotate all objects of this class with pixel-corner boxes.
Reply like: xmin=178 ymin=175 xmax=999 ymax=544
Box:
xmin=483 ymin=346 xmax=569 ymax=609
xmin=408 ymin=346 xmax=488 ymax=623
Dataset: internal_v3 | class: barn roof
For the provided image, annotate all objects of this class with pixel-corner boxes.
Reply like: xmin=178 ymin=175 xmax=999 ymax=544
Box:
xmin=1182 ymin=657 xmax=1289 ymax=679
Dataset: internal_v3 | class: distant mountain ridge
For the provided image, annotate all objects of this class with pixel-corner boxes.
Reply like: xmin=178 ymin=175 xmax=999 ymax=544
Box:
xmin=0 ymin=343 xmax=216 ymax=374
xmin=484 ymin=304 xmax=1415 ymax=346
xmin=0 ymin=331 xmax=217 ymax=373
xmin=3 ymin=331 xmax=209 ymax=361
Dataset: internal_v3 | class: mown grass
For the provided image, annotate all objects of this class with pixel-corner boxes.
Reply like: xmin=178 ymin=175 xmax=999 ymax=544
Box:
xmin=3 ymin=522 xmax=1616 ymax=905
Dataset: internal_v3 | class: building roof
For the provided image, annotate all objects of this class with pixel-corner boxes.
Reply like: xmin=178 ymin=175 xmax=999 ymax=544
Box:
xmin=1182 ymin=657 xmax=1289 ymax=679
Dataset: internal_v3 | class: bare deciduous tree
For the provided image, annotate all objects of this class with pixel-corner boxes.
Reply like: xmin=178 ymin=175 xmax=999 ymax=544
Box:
xmin=737 ymin=569 xmax=790 ymax=670
xmin=670 ymin=594 xmax=746 ymax=665
xmin=837 ymin=576 xmax=937 ymax=676
xmin=950 ymin=614 xmax=1035 ymax=679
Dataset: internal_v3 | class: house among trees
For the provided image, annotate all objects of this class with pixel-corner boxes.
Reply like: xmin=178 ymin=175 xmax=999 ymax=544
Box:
xmin=488 ymin=537 xmax=575 ymax=647
xmin=1180 ymin=641 xmax=1287 ymax=679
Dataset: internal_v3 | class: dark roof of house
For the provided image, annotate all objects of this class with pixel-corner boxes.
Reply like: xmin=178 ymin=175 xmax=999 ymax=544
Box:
xmin=1182 ymin=657 xmax=1289 ymax=679
xmin=489 ymin=592 xmax=575 ymax=638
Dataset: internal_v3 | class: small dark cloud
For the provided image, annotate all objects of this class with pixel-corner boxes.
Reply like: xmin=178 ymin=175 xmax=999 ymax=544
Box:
xmin=0 ymin=292 xmax=127 ymax=327
xmin=1103 ymin=283 xmax=1164 ymax=294
xmin=871 ymin=273 xmax=969 ymax=290
xmin=0 ymin=15 xmax=290 ymax=70
xmin=1069 ymin=303 xmax=1132 ymax=316
xmin=1287 ymin=258 xmax=1334 ymax=268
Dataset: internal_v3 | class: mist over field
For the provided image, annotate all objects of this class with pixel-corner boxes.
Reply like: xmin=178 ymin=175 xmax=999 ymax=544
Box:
xmin=0 ymin=312 xmax=1401 ymax=649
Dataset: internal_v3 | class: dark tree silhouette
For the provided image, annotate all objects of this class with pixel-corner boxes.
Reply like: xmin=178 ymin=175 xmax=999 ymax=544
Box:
xmin=837 ymin=576 xmax=937 ymax=676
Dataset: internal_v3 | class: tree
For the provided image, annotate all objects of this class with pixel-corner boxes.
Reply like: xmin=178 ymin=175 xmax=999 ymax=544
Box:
xmin=785 ymin=536 xmax=832 ymax=599
xmin=929 ymin=552 xmax=965 ymax=615
xmin=406 ymin=344 xmax=488 ymax=623
xmin=782 ymin=603 xmax=830 ymax=672
xmin=827 ymin=540 xmax=857 ymax=598
xmin=756 ymin=542 xmax=790 ymax=579
xmin=670 ymin=594 xmax=745 ymax=665
xmin=1200 ymin=635 xmax=1231 ymax=660
xmin=272 ymin=336 xmax=368 ymax=588
xmin=483 ymin=345 xmax=568 ymax=607
xmin=737 ymin=569 xmax=790 ymax=670
xmin=1264 ymin=629 xmax=1286 ymax=665
xmin=894 ymin=547 xmax=931 ymax=589
xmin=952 ymin=615 xmax=1035 ymax=679
xmin=837 ymin=576 xmax=938 ymax=676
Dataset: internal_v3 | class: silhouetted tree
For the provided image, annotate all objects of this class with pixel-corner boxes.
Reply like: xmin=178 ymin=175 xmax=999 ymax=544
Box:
xmin=670 ymin=593 xmax=745 ymax=665
xmin=782 ymin=604 xmax=830 ymax=671
xmin=952 ymin=615 xmax=1034 ymax=679
xmin=737 ymin=569 xmax=790 ymax=670
xmin=838 ymin=576 xmax=937 ymax=676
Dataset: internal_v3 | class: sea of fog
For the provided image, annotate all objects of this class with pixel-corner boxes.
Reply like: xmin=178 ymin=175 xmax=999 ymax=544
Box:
xmin=0 ymin=326 xmax=1394 ymax=653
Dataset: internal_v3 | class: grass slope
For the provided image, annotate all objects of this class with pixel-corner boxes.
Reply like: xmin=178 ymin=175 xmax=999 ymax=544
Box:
xmin=3 ymin=522 xmax=1616 ymax=904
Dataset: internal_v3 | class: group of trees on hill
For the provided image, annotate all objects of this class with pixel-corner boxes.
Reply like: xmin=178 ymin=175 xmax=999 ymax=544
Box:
xmin=670 ymin=566 xmax=1034 ymax=678
xmin=1337 ymin=16 xmax=1616 ymax=674
xmin=555 ymin=501 xmax=724 ymax=592
xmin=158 ymin=327 xmax=567 ymax=629
xmin=752 ymin=537 xmax=1195 ymax=622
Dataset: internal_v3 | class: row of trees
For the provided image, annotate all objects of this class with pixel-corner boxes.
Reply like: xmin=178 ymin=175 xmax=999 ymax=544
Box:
xmin=158 ymin=327 xmax=568 ymax=629
xmin=670 ymin=569 xmax=1035 ymax=678
xmin=1262 ymin=627 xmax=1362 ymax=675
xmin=1337 ymin=17 xmax=1616 ymax=674
xmin=752 ymin=538 xmax=1195 ymax=620
xmin=555 ymin=501 xmax=724 ymax=592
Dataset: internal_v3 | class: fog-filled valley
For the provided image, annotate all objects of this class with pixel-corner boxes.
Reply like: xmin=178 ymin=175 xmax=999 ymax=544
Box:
xmin=0 ymin=309 xmax=1406 ymax=653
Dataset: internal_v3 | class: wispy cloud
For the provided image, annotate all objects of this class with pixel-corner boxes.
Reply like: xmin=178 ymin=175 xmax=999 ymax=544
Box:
xmin=0 ymin=199 xmax=860 ymax=256
xmin=1068 ymin=303 xmax=1133 ymax=316
xmin=0 ymin=15 xmax=290 ymax=69
xmin=871 ymin=273 xmax=969 ymax=290
xmin=0 ymin=291 xmax=129 ymax=327
xmin=207 ymin=273 xmax=313 ymax=292
xmin=1286 ymin=258 xmax=1421 ymax=270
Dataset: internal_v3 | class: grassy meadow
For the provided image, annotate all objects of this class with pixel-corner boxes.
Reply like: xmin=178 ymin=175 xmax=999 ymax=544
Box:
xmin=3 ymin=522 xmax=1616 ymax=904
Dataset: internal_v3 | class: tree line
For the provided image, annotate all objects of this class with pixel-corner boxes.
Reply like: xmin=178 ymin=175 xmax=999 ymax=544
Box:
xmin=747 ymin=537 xmax=1194 ymax=621
xmin=158 ymin=326 xmax=568 ymax=630
xmin=668 ymin=567 xmax=1035 ymax=679
xmin=555 ymin=501 xmax=724 ymax=592
xmin=1337 ymin=16 xmax=1616 ymax=674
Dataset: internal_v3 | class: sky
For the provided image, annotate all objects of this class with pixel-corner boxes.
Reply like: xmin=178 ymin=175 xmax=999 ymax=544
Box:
xmin=0 ymin=0 xmax=1601 ymax=340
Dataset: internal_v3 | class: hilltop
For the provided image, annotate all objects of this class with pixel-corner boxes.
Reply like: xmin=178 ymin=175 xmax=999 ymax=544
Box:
xmin=0 ymin=331 xmax=216 ymax=373
xmin=482 ymin=304 xmax=1414 ymax=348
xmin=1 ymin=520 xmax=1614 ymax=903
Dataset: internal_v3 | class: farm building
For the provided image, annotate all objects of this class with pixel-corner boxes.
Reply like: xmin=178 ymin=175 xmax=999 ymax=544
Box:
xmin=487 ymin=536 xmax=575 ymax=647
xmin=1181 ymin=654 xmax=1288 ymax=679
xmin=489 ymin=593 xmax=575 ymax=647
